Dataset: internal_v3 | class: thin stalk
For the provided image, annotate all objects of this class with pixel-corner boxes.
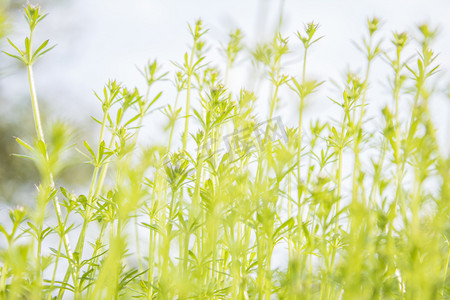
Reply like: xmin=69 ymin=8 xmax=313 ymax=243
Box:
xmin=387 ymin=46 xmax=406 ymax=255
xmin=129 ymin=115 xmax=145 ymax=273
xmin=59 ymin=107 xmax=111 ymax=300
xmin=27 ymin=65 xmax=45 ymax=142
xmin=26 ymin=56 xmax=75 ymax=293
xmin=0 ymin=263 xmax=7 ymax=294
xmin=35 ymin=220 xmax=43 ymax=295
xmin=48 ymin=210 xmax=70 ymax=300
xmin=443 ymin=243 xmax=450 ymax=298
xmin=168 ymin=90 xmax=181 ymax=151
xmin=351 ymin=57 xmax=372 ymax=205
xmin=297 ymin=46 xmax=307 ymax=254
xmin=74 ymin=110 xmax=109 ymax=253
xmin=147 ymin=168 xmax=160 ymax=300
xmin=368 ymin=141 xmax=386 ymax=205
xmin=287 ymin=173 xmax=292 ymax=257
xmin=182 ymin=40 xmax=198 ymax=151
xmin=326 ymin=113 xmax=347 ymax=298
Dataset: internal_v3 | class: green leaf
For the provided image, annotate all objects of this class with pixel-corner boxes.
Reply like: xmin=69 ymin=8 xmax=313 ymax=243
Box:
xmin=0 ymin=225 xmax=8 ymax=238
xmin=3 ymin=51 xmax=27 ymax=64
xmin=7 ymin=38 xmax=24 ymax=56
xmin=31 ymin=42 xmax=56 ymax=63
xmin=15 ymin=137 xmax=34 ymax=151
xmin=273 ymin=217 xmax=295 ymax=240
xmin=83 ymin=141 xmax=96 ymax=160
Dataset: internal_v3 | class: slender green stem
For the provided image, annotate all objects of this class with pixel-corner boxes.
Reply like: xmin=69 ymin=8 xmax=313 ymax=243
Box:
xmin=443 ymin=242 xmax=450 ymax=297
xmin=182 ymin=41 xmax=198 ymax=151
xmin=168 ymin=91 xmax=181 ymax=151
xmin=27 ymin=66 xmax=45 ymax=142
xmin=297 ymin=46 xmax=307 ymax=254
xmin=26 ymin=43 xmax=75 ymax=294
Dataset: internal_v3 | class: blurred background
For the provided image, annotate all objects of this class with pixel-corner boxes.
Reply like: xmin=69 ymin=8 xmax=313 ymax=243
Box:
xmin=0 ymin=0 xmax=449 ymax=205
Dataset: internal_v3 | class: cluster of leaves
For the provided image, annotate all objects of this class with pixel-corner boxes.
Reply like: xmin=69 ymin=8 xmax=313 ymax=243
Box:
xmin=0 ymin=4 xmax=449 ymax=300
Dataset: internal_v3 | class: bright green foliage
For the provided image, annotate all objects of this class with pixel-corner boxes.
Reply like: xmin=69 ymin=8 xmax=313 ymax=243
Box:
xmin=0 ymin=4 xmax=449 ymax=300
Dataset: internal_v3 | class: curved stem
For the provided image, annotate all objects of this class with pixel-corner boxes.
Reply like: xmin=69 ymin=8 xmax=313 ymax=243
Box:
xmin=27 ymin=58 xmax=75 ymax=293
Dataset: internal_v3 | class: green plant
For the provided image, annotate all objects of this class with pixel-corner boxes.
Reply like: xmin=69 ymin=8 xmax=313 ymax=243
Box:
xmin=0 ymin=3 xmax=449 ymax=300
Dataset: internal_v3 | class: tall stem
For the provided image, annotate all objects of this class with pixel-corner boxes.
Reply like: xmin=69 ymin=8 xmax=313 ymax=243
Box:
xmin=297 ymin=46 xmax=307 ymax=252
xmin=27 ymin=66 xmax=45 ymax=142
xmin=26 ymin=58 xmax=75 ymax=290
xmin=182 ymin=42 xmax=197 ymax=151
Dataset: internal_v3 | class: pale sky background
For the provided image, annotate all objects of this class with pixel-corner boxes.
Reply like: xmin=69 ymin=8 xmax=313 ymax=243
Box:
xmin=1 ymin=0 xmax=450 ymax=149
